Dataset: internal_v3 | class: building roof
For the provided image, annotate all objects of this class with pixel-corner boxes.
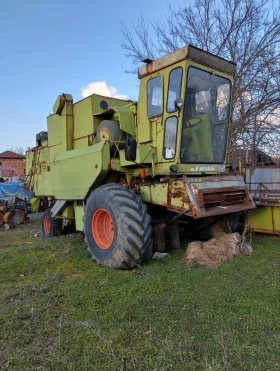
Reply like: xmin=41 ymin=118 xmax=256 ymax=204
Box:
xmin=0 ymin=151 xmax=25 ymax=159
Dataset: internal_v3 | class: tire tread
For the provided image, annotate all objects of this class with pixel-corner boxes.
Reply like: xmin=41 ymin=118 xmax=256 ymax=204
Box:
xmin=84 ymin=183 xmax=153 ymax=269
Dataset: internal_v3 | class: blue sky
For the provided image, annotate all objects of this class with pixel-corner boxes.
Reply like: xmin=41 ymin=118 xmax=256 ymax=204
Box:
xmin=0 ymin=0 xmax=185 ymax=153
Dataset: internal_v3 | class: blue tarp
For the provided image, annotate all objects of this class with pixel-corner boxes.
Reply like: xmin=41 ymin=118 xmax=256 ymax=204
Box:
xmin=0 ymin=181 xmax=34 ymax=202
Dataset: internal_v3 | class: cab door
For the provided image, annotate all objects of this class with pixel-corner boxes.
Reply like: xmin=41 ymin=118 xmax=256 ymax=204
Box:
xmin=158 ymin=63 xmax=185 ymax=164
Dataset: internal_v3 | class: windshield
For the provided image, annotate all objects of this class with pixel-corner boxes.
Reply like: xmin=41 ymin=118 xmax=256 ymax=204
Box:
xmin=181 ymin=67 xmax=231 ymax=164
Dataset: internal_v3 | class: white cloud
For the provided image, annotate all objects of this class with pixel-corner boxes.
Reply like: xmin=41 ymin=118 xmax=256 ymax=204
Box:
xmin=80 ymin=81 xmax=128 ymax=100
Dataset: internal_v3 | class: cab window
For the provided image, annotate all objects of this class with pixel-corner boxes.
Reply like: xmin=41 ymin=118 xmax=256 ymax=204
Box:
xmin=216 ymin=84 xmax=230 ymax=121
xmin=167 ymin=68 xmax=183 ymax=113
xmin=147 ymin=76 xmax=163 ymax=117
xmin=163 ymin=116 xmax=178 ymax=159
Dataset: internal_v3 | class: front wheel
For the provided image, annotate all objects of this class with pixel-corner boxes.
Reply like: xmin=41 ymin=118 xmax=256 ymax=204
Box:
xmin=83 ymin=184 xmax=153 ymax=269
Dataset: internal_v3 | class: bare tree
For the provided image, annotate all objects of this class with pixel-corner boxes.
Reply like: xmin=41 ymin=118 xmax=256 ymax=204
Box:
xmin=8 ymin=146 xmax=26 ymax=155
xmin=121 ymin=0 xmax=280 ymax=164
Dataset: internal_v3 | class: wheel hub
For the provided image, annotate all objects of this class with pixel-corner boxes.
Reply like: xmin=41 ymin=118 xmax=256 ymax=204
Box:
xmin=92 ymin=208 xmax=114 ymax=249
xmin=44 ymin=215 xmax=51 ymax=234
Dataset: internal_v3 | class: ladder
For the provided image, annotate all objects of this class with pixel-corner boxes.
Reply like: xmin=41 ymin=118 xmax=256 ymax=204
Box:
xmin=24 ymin=148 xmax=41 ymax=191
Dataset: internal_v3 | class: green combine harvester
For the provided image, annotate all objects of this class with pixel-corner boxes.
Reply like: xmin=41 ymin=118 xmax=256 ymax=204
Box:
xmin=26 ymin=45 xmax=255 ymax=269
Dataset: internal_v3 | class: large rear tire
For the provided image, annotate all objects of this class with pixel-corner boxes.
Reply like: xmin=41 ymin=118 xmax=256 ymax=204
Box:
xmin=83 ymin=183 xmax=153 ymax=269
xmin=42 ymin=208 xmax=62 ymax=237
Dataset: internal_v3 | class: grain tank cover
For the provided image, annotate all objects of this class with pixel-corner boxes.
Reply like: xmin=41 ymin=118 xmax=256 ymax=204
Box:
xmin=138 ymin=45 xmax=236 ymax=78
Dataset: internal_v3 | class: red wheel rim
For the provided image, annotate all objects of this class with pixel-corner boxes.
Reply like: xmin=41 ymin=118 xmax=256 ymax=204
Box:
xmin=44 ymin=216 xmax=50 ymax=234
xmin=92 ymin=208 xmax=114 ymax=249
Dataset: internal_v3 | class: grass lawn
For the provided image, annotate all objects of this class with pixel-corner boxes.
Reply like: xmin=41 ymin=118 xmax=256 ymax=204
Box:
xmin=0 ymin=219 xmax=279 ymax=370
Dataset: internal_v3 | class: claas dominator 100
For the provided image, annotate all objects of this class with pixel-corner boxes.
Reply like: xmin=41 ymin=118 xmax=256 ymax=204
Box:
xmin=26 ymin=45 xmax=255 ymax=269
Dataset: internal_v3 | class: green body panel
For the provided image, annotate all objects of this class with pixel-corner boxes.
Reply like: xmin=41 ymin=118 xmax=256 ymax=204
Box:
xmin=50 ymin=142 xmax=110 ymax=199
xmin=140 ymin=180 xmax=189 ymax=209
xmin=110 ymin=158 xmax=226 ymax=177
xmin=74 ymin=203 xmax=85 ymax=231
xmin=73 ymin=98 xmax=95 ymax=141
xmin=62 ymin=205 xmax=75 ymax=218
xmin=247 ymin=206 xmax=280 ymax=235
xmin=28 ymin=141 xmax=110 ymax=199
xmin=26 ymin=94 xmax=130 ymax=198
xmin=36 ymin=172 xmax=53 ymax=196
xmin=94 ymin=105 xmax=136 ymax=136
xmin=72 ymin=95 xmax=131 ymax=143
xmin=140 ymin=176 xmax=249 ymax=215
xmin=118 ymin=144 xmax=154 ymax=166
xmin=30 ymin=198 xmax=40 ymax=213
xmin=48 ymin=115 xmax=62 ymax=146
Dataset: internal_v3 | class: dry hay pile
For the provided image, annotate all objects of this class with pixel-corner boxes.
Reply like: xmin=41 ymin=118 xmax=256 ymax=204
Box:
xmin=183 ymin=232 xmax=253 ymax=269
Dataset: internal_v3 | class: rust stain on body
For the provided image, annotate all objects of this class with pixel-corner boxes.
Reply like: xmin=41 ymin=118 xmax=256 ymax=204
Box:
xmin=138 ymin=46 xmax=189 ymax=78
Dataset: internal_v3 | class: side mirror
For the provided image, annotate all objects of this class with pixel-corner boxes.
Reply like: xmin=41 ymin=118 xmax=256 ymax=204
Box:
xmin=174 ymin=98 xmax=183 ymax=110
xmin=125 ymin=138 xmax=137 ymax=162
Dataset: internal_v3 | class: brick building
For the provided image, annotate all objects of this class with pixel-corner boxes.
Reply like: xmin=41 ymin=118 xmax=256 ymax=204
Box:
xmin=0 ymin=151 xmax=25 ymax=177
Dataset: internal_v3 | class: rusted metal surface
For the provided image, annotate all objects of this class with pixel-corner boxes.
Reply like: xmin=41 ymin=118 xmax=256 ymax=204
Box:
xmin=39 ymin=160 xmax=47 ymax=171
xmin=245 ymin=166 xmax=280 ymax=191
xmin=251 ymin=183 xmax=280 ymax=206
xmin=245 ymin=166 xmax=280 ymax=206
xmin=167 ymin=203 xmax=255 ymax=218
xmin=138 ymin=46 xmax=189 ymax=78
xmin=138 ymin=44 xmax=236 ymax=78
xmin=167 ymin=181 xmax=184 ymax=205
xmin=73 ymin=133 xmax=95 ymax=148
xmin=182 ymin=175 xmax=256 ymax=218
xmin=140 ymin=175 xmax=255 ymax=218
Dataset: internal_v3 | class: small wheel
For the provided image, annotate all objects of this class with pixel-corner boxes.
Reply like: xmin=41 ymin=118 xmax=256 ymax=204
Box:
xmin=96 ymin=120 xmax=124 ymax=151
xmin=42 ymin=208 xmax=62 ymax=237
xmin=83 ymin=184 xmax=153 ymax=269
xmin=3 ymin=211 xmax=14 ymax=226
xmin=14 ymin=209 xmax=25 ymax=225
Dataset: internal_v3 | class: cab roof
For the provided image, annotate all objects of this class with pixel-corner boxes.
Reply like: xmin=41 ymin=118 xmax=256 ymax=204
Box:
xmin=138 ymin=45 xmax=236 ymax=78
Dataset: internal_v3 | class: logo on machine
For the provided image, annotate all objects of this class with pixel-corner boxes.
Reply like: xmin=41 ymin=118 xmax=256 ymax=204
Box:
xmin=217 ymin=165 xmax=226 ymax=172
xmin=190 ymin=165 xmax=216 ymax=172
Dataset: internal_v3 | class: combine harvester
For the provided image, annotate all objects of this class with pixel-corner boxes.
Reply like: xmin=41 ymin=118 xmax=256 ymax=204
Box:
xmin=25 ymin=45 xmax=255 ymax=269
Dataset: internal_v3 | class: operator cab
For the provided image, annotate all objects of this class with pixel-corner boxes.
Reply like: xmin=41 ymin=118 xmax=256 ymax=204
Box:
xmin=137 ymin=45 xmax=235 ymax=170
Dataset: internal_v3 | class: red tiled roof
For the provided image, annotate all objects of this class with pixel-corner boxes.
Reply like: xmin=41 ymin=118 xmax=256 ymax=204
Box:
xmin=0 ymin=151 xmax=25 ymax=159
